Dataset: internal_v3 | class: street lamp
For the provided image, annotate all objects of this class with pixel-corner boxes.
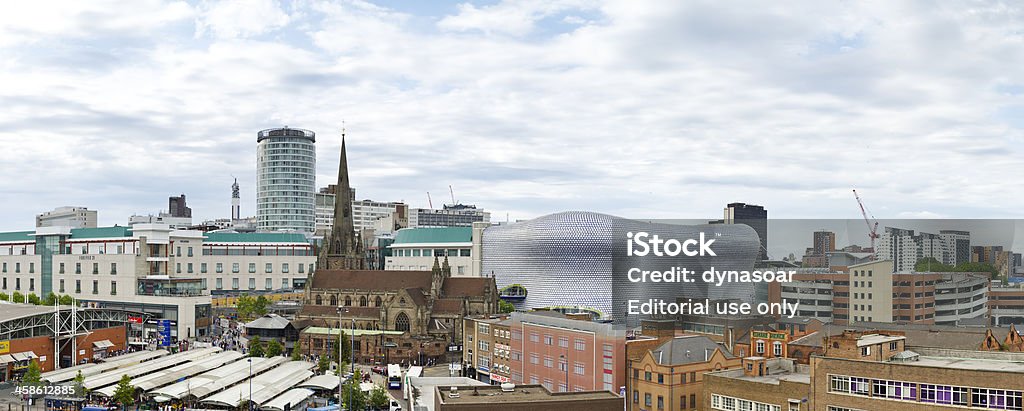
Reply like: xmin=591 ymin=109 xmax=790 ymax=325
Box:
xmin=247 ymin=357 xmax=253 ymax=411
xmin=338 ymin=307 xmax=355 ymax=411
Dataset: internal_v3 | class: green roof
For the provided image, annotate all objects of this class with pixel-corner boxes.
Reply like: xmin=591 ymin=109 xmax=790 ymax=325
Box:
xmin=0 ymin=231 xmax=34 ymax=243
xmin=304 ymin=327 xmax=404 ymax=336
xmin=393 ymin=227 xmax=472 ymax=244
xmin=204 ymin=232 xmax=309 ymax=244
xmin=69 ymin=226 xmax=132 ymax=239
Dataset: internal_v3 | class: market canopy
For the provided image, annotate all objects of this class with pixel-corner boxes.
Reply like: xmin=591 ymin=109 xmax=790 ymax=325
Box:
xmin=200 ymin=361 xmax=314 ymax=408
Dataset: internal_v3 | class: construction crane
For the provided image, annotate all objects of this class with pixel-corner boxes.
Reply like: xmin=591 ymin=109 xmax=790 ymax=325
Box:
xmin=449 ymin=185 xmax=456 ymax=205
xmin=853 ymin=189 xmax=880 ymax=259
xmin=426 ymin=192 xmax=433 ymax=209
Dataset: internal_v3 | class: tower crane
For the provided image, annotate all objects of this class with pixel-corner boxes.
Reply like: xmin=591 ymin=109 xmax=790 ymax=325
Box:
xmin=853 ymin=189 xmax=879 ymax=259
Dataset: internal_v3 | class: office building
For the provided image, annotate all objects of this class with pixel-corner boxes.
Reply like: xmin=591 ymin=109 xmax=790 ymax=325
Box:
xmin=503 ymin=311 xmax=627 ymax=393
xmin=877 ymin=227 xmax=973 ymax=273
xmin=36 ymin=207 xmax=97 ymax=228
xmin=386 ymin=226 xmax=479 ymax=276
xmin=410 ymin=204 xmax=490 ymax=228
xmin=724 ymin=203 xmax=768 ymax=261
xmin=256 ymin=127 xmax=316 ymax=233
xmin=128 ymin=213 xmax=192 ymax=229
xmin=168 ymin=194 xmax=191 ymax=218
xmin=464 ymin=315 xmax=513 ymax=384
xmin=314 ymin=186 xmax=408 ymax=236
xmin=482 ymin=211 xmax=759 ymax=322
xmin=803 ymin=231 xmax=836 ymax=268
xmin=627 ymin=335 xmax=740 ymax=411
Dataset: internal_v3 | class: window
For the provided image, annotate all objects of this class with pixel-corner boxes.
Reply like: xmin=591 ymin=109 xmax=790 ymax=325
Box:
xmin=645 ymin=393 xmax=652 ymax=407
xmin=187 ymin=247 xmax=193 ymax=257
xmin=59 ymin=263 xmax=65 ymax=274
xmin=282 ymin=278 xmax=289 ymax=289
xmin=111 ymin=281 xmax=117 ymax=295
xmin=187 ymin=263 xmax=193 ymax=273
xmin=176 ymin=263 xmax=181 ymax=274
xmin=282 ymin=263 xmax=289 ymax=273
xmin=756 ymin=340 xmax=765 ymax=354
xmin=232 ymin=278 xmax=239 ymax=290
xmin=249 ymin=263 xmax=256 ymax=273
xmin=15 ymin=278 xmax=20 ymax=290
xmin=15 ymin=263 xmax=20 ymax=273
xmin=529 ymin=354 xmax=539 ymax=365
xmin=176 ymin=246 xmax=181 ymax=257
xmin=248 ymin=278 xmax=255 ymax=290
xmin=633 ymin=391 xmax=639 ymax=403
xmin=265 ymin=263 xmax=272 ymax=273
xmin=201 ymin=263 xmax=207 ymax=273
xmin=773 ymin=341 xmax=783 ymax=356
xmin=529 ymin=333 xmax=540 ymax=343
xmin=75 ymin=280 xmax=81 ymax=293
xmin=860 ymin=346 xmax=870 ymax=356
xmin=29 ymin=278 xmax=34 ymax=291
xmin=75 ymin=263 xmax=81 ymax=274
xmin=232 ymin=263 xmax=240 ymax=273
xmin=59 ymin=279 xmax=65 ymax=293
xmin=265 ymin=278 xmax=272 ymax=290
xmin=29 ymin=263 xmax=34 ymax=273
xmin=479 ymin=341 xmax=489 ymax=352
xmin=543 ymin=357 xmax=553 ymax=368
xmin=217 ymin=263 xmax=224 ymax=273
xmin=543 ymin=335 xmax=553 ymax=345
xmin=889 ymin=341 xmax=898 ymax=350
xmin=658 ymin=373 xmax=664 ymax=383
xmin=658 ymin=396 xmax=664 ymax=410
xmin=575 ymin=339 xmax=586 ymax=351
xmin=558 ymin=337 xmax=568 ymax=348
xmin=111 ymin=263 xmax=117 ymax=274
xmin=216 ymin=278 xmax=223 ymax=290
xmin=873 ymin=379 xmax=916 ymax=400
xmin=299 ymin=264 xmax=305 ymax=273
xmin=645 ymin=371 xmax=652 ymax=381
xmin=574 ymin=362 xmax=585 ymax=375
xmin=92 ymin=280 xmax=98 ymax=294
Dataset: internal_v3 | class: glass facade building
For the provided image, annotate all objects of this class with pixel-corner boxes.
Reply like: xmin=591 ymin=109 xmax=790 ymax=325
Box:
xmin=256 ymin=127 xmax=316 ymax=233
xmin=482 ymin=211 xmax=760 ymax=324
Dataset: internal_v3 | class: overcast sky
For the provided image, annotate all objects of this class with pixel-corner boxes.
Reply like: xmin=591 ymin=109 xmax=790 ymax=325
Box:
xmin=0 ymin=0 xmax=1022 ymax=231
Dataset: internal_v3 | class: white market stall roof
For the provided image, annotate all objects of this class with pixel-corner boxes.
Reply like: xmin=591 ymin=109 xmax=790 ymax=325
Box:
xmin=150 ymin=356 xmax=289 ymax=400
xmin=42 ymin=350 xmax=168 ymax=384
xmin=296 ymin=374 xmax=340 ymax=391
xmin=259 ymin=388 xmax=314 ymax=411
xmin=84 ymin=347 xmax=221 ymax=390
xmin=199 ymin=361 xmax=314 ymax=408
xmin=93 ymin=351 xmax=244 ymax=397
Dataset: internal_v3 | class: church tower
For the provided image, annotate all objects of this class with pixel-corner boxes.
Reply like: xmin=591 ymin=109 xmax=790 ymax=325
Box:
xmin=317 ymin=130 xmax=366 ymax=270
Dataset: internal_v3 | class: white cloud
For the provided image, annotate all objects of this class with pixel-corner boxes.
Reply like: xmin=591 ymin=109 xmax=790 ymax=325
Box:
xmin=195 ymin=0 xmax=291 ymax=39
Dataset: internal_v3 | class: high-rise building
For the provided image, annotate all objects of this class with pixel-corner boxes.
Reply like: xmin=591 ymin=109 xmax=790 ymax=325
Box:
xmin=724 ymin=203 xmax=768 ymax=261
xmin=256 ymin=127 xmax=316 ymax=233
xmin=168 ymin=194 xmax=191 ymax=218
xmin=35 ymin=206 xmax=97 ymax=228
xmin=803 ymin=230 xmax=836 ymax=268
xmin=877 ymin=227 xmax=972 ymax=272
xmin=941 ymin=230 xmax=971 ymax=265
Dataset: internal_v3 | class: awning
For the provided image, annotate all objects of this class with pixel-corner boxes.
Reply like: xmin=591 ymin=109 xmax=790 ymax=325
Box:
xmin=11 ymin=352 xmax=37 ymax=361
xmin=0 ymin=354 xmax=16 ymax=364
xmin=93 ymin=340 xmax=115 ymax=349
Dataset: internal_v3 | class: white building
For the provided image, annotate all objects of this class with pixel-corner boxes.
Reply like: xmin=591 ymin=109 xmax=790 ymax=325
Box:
xmin=385 ymin=226 xmax=482 ymax=276
xmin=256 ymin=127 xmax=317 ymax=233
xmin=877 ymin=227 xmax=972 ymax=273
xmin=408 ymin=204 xmax=489 ymax=228
xmin=314 ymin=187 xmax=406 ymax=237
xmin=36 ymin=207 xmax=97 ymax=228
xmin=0 ymin=224 xmax=315 ymax=341
xmin=128 ymin=213 xmax=192 ymax=229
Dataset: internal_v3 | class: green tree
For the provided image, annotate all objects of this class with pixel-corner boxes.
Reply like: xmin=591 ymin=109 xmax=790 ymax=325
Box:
xmin=21 ymin=360 xmax=41 ymax=386
xmin=112 ymin=374 xmax=135 ymax=410
xmin=341 ymin=370 xmax=368 ymax=411
xmin=369 ymin=384 xmax=389 ymax=409
xmin=72 ymin=370 xmax=86 ymax=397
xmin=317 ymin=354 xmax=330 ymax=374
xmin=254 ymin=295 xmax=270 ymax=317
xmin=12 ymin=291 xmax=24 ymax=303
xmin=0 ymin=292 xmax=8 ymax=301
xmin=248 ymin=335 xmax=264 ymax=357
xmin=59 ymin=294 xmax=74 ymax=305
xmin=43 ymin=292 xmax=58 ymax=306
xmin=498 ymin=300 xmax=515 ymax=313
xmin=27 ymin=293 xmax=40 ymax=305
xmin=236 ymin=294 xmax=254 ymax=320
xmin=915 ymin=257 xmax=953 ymax=272
xmin=290 ymin=347 xmax=302 ymax=361
xmin=266 ymin=339 xmax=283 ymax=357
xmin=339 ymin=331 xmax=352 ymax=365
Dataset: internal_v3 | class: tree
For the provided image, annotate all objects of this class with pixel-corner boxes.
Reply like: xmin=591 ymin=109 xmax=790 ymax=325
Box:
xmin=339 ymin=331 xmax=352 ymax=365
xmin=915 ymin=257 xmax=953 ymax=272
xmin=21 ymin=360 xmax=41 ymax=386
xmin=369 ymin=385 xmax=389 ymax=410
xmin=0 ymin=292 xmax=8 ymax=301
xmin=341 ymin=370 xmax=368 ymax=411
xmin=236 ymin=294 xmax=254 ymax=321
xmin=112 ymin=374 xmax=135 ymax=410
xmin=43 ymin=292 xmax=58 ymax=306
xmin=248 ymin=336 xmax=264 ymax=357
xmin=12 ymin=291 xmax=24 ymax=303
xmin=317 ymin=354 xmax=330 ymax=374
xmin=254 ymin=295 xmax=270 ymax=317
xmin=266 ymin=339 xmax=283 ymax=357
xmin=72 ymin=370 xmax=86 ymax=397
xmin=27 ymin=293 xmax=40 ymax=305
xmin=290 ymin=347 xmax=302 ymax=361
xmin=498 ymin=300 xmax=515 ymax=313
xmin=59 ymin=294 xmax=74 ymax=305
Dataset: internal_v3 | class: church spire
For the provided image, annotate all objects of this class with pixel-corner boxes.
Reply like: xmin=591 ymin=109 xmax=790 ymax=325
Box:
xmin=318 ymin=127 xmax=365 ymax=270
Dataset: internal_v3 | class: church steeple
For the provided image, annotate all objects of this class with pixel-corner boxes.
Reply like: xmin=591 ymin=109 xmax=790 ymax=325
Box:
xmin=318 ymin=128 xmax=365 ymax=270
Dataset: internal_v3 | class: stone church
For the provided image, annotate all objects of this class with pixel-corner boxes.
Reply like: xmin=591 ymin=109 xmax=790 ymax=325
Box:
xmin=297 ymin=134 xmax=498 ymax=363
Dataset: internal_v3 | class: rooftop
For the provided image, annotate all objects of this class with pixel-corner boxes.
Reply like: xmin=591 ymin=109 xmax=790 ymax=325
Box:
xmin=709 ymin=358 xmax=811 ymax=385
xmin=857 ymin=334 xmax=905 ymax=347
xmin=203 ymin=232 xmax=309 ymax=244
xmin=436 ymin=384 xmax=619 ymax=405
xmin=303 ymin=327 xmax=404 ymax=337
xmin=0 ymin=231 xmax=35 ymax=243
xmin=392 ymin=226 xmax=472 ymax=245
xmin=69 ymin=226 xmax=132 ymax=239
xmin=650 ymin=335 xmax=735 ymax=366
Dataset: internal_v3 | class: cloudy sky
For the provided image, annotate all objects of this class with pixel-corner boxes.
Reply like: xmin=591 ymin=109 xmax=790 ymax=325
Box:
xmin=0 ymin=0 xmax=1022 ymax=231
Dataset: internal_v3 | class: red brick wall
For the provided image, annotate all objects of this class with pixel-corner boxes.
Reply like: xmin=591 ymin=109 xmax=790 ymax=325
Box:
xmin=7 ymin=325 xmax=126 ymax=372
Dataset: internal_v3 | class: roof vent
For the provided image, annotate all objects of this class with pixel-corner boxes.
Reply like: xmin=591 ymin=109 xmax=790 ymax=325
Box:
xmin=448 ymin=387 xmax=460 ymax=398
xmin=501 ymin=383 xmax=515 ymax=392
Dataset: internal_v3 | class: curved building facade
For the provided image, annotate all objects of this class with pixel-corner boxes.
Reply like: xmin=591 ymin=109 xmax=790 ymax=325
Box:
xmin=482 ymin=211 xmax=760 ymax=323
xmin=256 ymin=127 xmax=316 ymax=233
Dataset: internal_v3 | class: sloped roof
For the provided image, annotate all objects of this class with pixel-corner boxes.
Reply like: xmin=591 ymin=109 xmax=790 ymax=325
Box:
xmin=393 ymin=227 xmax=472 ymax=245
xmin=298 ymin=305 xmax=381 ymax=319
xmin=246 ymin=314 xmax=292 ymax=330
xmin=433 ymin=299 xmax=464 ymax=315
xmin=442 ymin=277 xmax=493 ymax=298
xmin=651 ymin=336 xmax=735 ymax=366
xmin=310 ymin=270 xmax=432 ymax=291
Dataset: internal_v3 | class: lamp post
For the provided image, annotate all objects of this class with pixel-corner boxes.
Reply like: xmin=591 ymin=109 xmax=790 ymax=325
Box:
xmin=338 ymin=307 xmax=355 ymax=411
xmin=247 ymin=357 xmax=253 ymax=411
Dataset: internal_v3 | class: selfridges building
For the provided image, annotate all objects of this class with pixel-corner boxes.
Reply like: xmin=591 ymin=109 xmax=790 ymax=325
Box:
xmin=482 ymin=211 xmax=760 ymax=324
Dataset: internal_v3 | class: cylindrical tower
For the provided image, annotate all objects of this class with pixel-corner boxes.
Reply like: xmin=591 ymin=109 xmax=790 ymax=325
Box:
xmin=256 ymin=127 xmax=316 ymax=233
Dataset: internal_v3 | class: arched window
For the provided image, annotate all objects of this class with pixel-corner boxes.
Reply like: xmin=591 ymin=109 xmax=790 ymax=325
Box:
xmin=315 ymin=295 xmax=322 ymax=305
xmin=360 ymin=296 xmax=367 ymax=307
xmin=375 ymin=297 xmax=382 ymax=307
xmin=329 ymin=295 xmax=337 ymax=306
xmin=395 ymin=312 xmax=410 ymax=332
xmin=344 ymin=296 xmax=352 ymax=306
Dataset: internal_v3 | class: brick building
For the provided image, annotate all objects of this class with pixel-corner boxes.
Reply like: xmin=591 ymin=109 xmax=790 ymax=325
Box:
xmin=464 ymin=314 xmax=512 ymax=384
xmin=433 ymin=384 xmax=622 ymax=411
xmin=627 ymin=335 xmax=741 ymax=411
xmin=704 ymin=357 xmax=811 ymax=411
